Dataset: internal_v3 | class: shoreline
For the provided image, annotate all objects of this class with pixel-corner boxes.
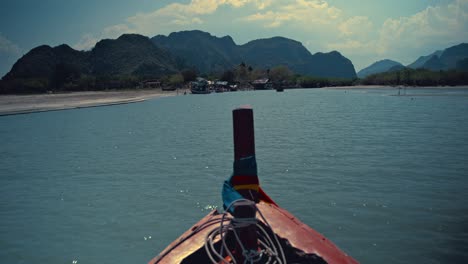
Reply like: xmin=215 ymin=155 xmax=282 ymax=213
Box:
xmin=0 ymin=88 xmax=185 ymax=116
xmin=1 ymin=85 xmax=467 ymax=116
xmin=324 ymin=85 xmax=468 ymax=89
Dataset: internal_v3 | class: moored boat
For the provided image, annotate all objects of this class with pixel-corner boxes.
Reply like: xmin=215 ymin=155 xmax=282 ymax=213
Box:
xmin=191 ymin=78 xmax=211 ymax=94
xmin=149 ymin=106 xmax=358 ymax=264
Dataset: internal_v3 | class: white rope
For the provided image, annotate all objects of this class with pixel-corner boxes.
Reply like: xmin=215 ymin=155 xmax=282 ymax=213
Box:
xmin=204 ymin=199 xmax=287 ymax=264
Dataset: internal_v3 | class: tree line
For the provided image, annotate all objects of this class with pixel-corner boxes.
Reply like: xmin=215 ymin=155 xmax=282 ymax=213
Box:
xmin=359 ymin=68 xmax=468 ymax=86
xmin=1 ymin=63 xmax=467 ymax=94
xmin=216 ymin=63 xmax=355 ymax=88
xmin=0 ymin=62 xmax=356 ymax=94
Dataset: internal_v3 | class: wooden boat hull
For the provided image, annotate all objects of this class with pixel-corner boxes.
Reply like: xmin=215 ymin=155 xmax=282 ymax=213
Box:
xmin=149 ymin=107 xmax=358 ymax=264
xmin=149 ymin=200 xmax=357 ymax=264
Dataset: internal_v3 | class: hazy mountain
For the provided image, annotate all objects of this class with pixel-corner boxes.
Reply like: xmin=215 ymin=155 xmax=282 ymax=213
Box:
xmin=5 ymin=30 xmax=358 ymax=84
xmin=3 ymin=34 xmax=179 ymax=82
xmin=456 ymin=58 xmax=468 ymax=71
xmin=421 ymin=56 xmax=446 ymax=71
xmin=3 ymin=44 xmax=90 ymax=80
xmin=407 ymin=50 xmax=443 ymax=69
xmin=90 ymin=34 xmax=178 ymax=76
xmin=299 ymin=51 xmax=356 ymax=79
xmin=152 ymin=30 xmax=357 ymax=79
xmin=388 ymin=64 xmax=406 ymax=72
xmin=408 ymin=43 xmax=468 ymax=70
xmin=239 ymin=37 xmax=311 ymax=68
xmin=357 ymin=59 xmax=403 ymax=78
xmin=438 ymin=43 xmax=468 ymax=69
xmin=152 ymin=30 xmax=240 ymax=73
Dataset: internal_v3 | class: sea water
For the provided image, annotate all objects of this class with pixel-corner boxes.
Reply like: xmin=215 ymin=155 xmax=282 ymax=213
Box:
xmin=1 ymin=87 xmax=467 ymax=264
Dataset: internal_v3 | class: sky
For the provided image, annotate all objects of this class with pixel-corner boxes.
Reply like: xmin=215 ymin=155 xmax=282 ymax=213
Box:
xmin=1 ymin=0 xmax=467 ymax=77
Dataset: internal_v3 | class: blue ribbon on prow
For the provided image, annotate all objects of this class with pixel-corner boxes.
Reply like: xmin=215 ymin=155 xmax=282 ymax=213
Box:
xmin=222 ymin=155 xmax=258 ymax=213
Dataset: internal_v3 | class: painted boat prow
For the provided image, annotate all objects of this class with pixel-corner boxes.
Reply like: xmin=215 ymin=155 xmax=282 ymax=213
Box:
xmin=256 ymin=201 xmax=357 ymax=264
xmin=148 ymin=210 xmax=224 ymax=264
xmin=149 ymin=106 xmax=358 ymax=263
xmin=149 ymin=196 xmax=357 ymax=264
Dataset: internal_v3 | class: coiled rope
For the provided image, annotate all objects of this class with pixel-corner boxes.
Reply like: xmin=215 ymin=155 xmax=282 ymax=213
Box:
xmin=205 ymin=199 xmax=287 ymax=264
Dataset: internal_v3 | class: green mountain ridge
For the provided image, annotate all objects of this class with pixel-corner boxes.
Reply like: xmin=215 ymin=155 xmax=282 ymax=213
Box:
xmin=407 ymin=50 xmax=443 ymax=69
xmin=3 ymin=44 xmax=91 ymax=80
xmin=357 ymin=59 xmax=403 ymax=78
xmin=4 ymin=30 xmax=466 ymax=93
xmin=3 ymin=34 xmax=179 ymax=82
xmin=421 ymin=56 xmax=446 ymax=71
xmin=3 ymin=30 xmax=358 ymax=91
xmin=407 ymin=43 xmax=468 ymax=71
xmin=359 ymin=43 xmax=468 ymax=78
xmin=438 ymin=43 xmax=468 ymax=69
xmin=152 ymin=30 xmax=241 ymax=74
xmin=152 ymin=30 xmax=357 ymax=79
xmin=90 ymin=34 xmax=179 ymax=76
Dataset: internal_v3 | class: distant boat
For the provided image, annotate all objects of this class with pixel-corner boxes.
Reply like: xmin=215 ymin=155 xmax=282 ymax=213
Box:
xmin=276 ymin=87 xmax=284 ymax=92
xmin=148 ymin=107 xmax=358 ymax=264
xmin=190 ymin=78 xmax=211 ymax=94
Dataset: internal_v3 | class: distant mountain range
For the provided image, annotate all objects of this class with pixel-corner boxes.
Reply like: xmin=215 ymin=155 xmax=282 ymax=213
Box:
xmin=3 ymin=30 xmax=357 ymax=83
xmin=407 ymin=50 xmax=444 ymax=69
xmin=357 ymin=59 xmax=403 ymax=78
xmin=3 ymin=34 xmax=179 ymax=81
xmin=409 ymin=44 xmax=468 ymax=71
xmin=152 ymin=31 xmax=356 ymax=79
xmin=3 ymin=30 xmax=467 ymax=89
xmin=359 ymin=43 xmax=468 ymax=78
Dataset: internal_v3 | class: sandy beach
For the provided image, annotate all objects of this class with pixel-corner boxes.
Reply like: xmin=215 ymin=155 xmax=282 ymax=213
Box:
xmin=0 ymin=88 xmax=186 ymax=116
xmin=2 ymin=85 xmax=466 ymax=116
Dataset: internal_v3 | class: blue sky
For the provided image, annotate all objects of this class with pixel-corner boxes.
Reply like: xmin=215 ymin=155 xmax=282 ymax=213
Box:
xmin=1 ymin=0 xmax=467 ymax=77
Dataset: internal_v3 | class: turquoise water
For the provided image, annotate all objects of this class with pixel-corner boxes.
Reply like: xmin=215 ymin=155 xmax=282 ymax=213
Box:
xmin=1 ymin=87 xmax=468 ymax=264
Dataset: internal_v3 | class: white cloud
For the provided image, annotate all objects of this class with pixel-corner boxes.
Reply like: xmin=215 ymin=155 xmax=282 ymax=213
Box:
xmin=0 ymin=33 xmax=22 ymax=77
xmin=103 ymin=24 xmax=132 ymax=36
xmin=72 ymin=0 xmax=468 ymax=71
xmin=326 ymin=0 xmax=468 ymax=69
xmin=73 ymin=0 xmax=274 ymax=50
xmin=243 ymin=11 xmax=294 ymax=28
xmin=0 ymin=33 xmax=21 ymax=55
xmin=377 ymin=0 xmax=468 ymax=55
xmin=74 ymin=24 xmax=133 ymax=51
xmin=74 ymin=34 xmax=100 ymax=51
xmin=256 ymin=0 xmax=273 ymax=10
xmin=328 ymin=40 xmax=374 ymax=52
xmin=242 ymin=0 xmax=343 ymax=28
xmin=338 ymin=16 xmax=373 ymax=38
xmin=326 ymin=16 xmax=377 ymax=65
xmin=124 ymin=0 xmax=272 ymax=34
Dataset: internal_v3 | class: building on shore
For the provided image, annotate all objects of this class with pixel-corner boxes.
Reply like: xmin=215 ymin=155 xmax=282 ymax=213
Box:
xmin=141 ymin=80 xmax=161 ymax=89
xmin=251 ymin=78 xmax=273 ymax=90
